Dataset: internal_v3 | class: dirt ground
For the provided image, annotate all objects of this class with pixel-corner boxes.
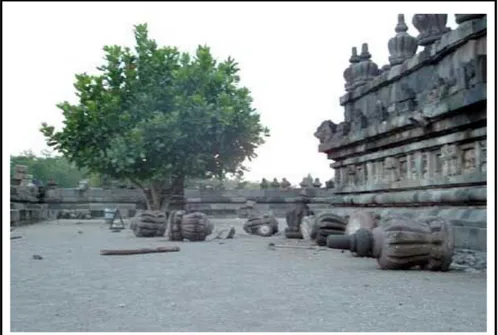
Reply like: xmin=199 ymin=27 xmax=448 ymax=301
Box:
xmin=10 ymin=219 xmax=487 ymax=332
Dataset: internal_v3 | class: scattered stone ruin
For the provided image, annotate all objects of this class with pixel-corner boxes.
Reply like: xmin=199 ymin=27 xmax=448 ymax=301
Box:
xmin=9 ymin=15 xmax=487 ymax=254
xmin=314 ymin=14 xmax=487 ymax=251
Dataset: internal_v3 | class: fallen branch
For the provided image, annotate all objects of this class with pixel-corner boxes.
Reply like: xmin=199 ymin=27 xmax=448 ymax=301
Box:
xmin=100 ymin=246 xmax=180 ymax=256
xmin=11 ymin=236 xmax=23 ymax=240
xmin=268 ymin=242 xmax=327 ymax=250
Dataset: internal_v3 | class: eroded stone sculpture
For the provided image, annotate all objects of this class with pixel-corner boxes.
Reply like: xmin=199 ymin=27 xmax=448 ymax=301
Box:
xmin=260 ymin=178 xmax=269 ymax=189
xmin=314 ymin=120 xmax=338 ymax=144
xmin=280 ymin=178 xmax=291 ymax=189
xmin=285 ymin=193 xmax=313 ymax=239
xmin=270 ymin=178 xmax=281 ymax=189
xmin=412 ymin=14 xmax=450 ymax=47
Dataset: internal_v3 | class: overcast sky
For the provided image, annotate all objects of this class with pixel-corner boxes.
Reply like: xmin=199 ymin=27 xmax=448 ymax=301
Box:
xmin=3 ymin=2 xmax=493 ymax=185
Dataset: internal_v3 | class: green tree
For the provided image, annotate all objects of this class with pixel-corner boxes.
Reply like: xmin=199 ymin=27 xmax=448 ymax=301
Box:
xmin=41 ymin=23 xmax=269 ymax=210
xmin=10 ymin=150 xmax=88 ymax=188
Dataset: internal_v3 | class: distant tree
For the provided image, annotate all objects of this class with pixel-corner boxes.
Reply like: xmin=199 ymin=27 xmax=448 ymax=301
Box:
xmin=41 ymin=23 xmax=269 ymax=211
xmin=10 ymin=150 xmax=87 ymax=188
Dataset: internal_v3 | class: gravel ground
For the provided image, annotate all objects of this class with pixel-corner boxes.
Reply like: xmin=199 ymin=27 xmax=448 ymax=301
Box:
xmin=10 ymin=219 xmax=487 ymax=332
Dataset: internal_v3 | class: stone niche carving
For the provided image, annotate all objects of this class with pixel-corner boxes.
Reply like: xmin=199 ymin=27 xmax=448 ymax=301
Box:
xmin=372 ymin=100 xmax=389 ymax=124
xmin=476 ymin=140 xmax=486 ymax=173
xmin=366 ymin=162 xmax=375 ymax=184
xmin=458 ymin=55 xmax=487 ymax=89
xmin=393 ymin=82 xmax=418 ymax=116
xmin=347 ymin=165 xmax=357 ymax=186
xmin=413 ymin=151 xmax=424 ymax=179
xmin=384 ymin=157 xmax=400 ymax=183
xmin=399 ymin=157 xmax=408 ymax=180
xmin=375 ymin=160 xmax=385 ymax=183
xmin=356 ymin=164 xmax=366 ymax=185
xmin=463 ymin=147 xmax=476 ymax=173
xmin=339 ymin=167 xmax=348 ymax=187
xmin=351 ymin=109 xmax=368 ymax=132
xmin=334 ymin=168 xmax=342 ymax=186
xmin=440 ymin=144 xmax=462 ymax=177
xmin=427 ymin=69 xmax=457 ymax=104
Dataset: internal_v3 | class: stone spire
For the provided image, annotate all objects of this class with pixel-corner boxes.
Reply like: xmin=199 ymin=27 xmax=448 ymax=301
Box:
xmin=343 ymin=47 xmax=360 ymax=92
xmin=455 ymin=14 xmax=485 ymax=25
xmin=388 ymin=14 xmax=418 ymax=66
xmin=412 ymin=14 xmax=451 ymax=47
xmin=351 ymin=43 xmax=379 ymax=89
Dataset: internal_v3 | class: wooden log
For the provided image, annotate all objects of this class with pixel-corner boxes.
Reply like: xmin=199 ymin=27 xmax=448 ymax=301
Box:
xmin=268 ymin=242 xmax=327 ymax=250
xmin=100 ymin=246 xmax=180 ymax=256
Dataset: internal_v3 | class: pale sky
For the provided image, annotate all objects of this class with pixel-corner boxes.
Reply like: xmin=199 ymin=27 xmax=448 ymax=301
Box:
xmin=3 ymin=2 xmax=493 ymax=185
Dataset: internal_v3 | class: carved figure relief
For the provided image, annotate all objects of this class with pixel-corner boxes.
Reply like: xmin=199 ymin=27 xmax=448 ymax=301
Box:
xmin=413 ymin=151 xmax=424 ymax=179
xmin=366 ymin=162 xmax=375 ymax=184
xmin=425 ymin=151 xmax=438 ymax=178
xmin=347 ymin=165 xmax=357 ymax=186
xmin=375 ymin=160 xmax=385 ymax=183
xmin=477 ymin=140 xmax=486 ymax=173
xmin=372 ymin=100 xmax=389 ymax=123
xmin=440 ymin=144 xmax=462 ymax=176
xmin=384 ymin=157 xmax=400 ymax=183
xmin=339 ymin=167 xmax=348 ymax=187
xmin=427 ymin=69 xmax=457 ymax=104
xmin=463 ymin=148 xmax=476 ymax=172
xmin=334 ymin=168 xmax=342 ymax=186
xmin=397 ymin=83 xmax=418 ymax=114
xmin=314 ymin=120 xmax=337 ymax=144
xmin=459 ymin=56 xmax=486 ymax=89
xmin=356 ymin=164 xmax=366 ymax=185
xmin=350 ymin=109 xmax=368 ymax=133
xmin=399 ymin=158 xmax=408 ymax=180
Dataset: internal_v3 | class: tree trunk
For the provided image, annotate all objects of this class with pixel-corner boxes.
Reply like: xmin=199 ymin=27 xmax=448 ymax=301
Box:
xmin=133 ymin=176 xmax=186 ymax=212
xmin=161 ymin=175 xmax=186 ymax=240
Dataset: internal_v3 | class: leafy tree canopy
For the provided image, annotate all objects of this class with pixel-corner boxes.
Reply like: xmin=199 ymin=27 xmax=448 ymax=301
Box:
xmin=41 ymin=23 xmax=269 ymax=209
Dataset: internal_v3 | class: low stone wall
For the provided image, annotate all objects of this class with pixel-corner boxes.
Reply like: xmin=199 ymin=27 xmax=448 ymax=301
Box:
xmin=10 ymin=186 xmax=486 ymax=251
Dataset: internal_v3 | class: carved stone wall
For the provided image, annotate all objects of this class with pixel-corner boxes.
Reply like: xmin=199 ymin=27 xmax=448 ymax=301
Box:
xmin=315 ymin=14 xmax=487 ymax=250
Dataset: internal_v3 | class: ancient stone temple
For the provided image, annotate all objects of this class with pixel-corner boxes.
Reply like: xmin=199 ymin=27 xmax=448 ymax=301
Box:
xmin=315 ymin=14 xmax=487 ymax=251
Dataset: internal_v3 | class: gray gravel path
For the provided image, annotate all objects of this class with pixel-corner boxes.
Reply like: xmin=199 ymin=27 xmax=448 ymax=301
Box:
xmin=10 ymin=219 xmax=487 ymax=332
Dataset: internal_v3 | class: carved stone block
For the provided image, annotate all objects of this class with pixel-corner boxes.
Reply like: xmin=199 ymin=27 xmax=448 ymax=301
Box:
xmin=441 ymin=144 xmax=462 ymax=176
xmin=366 ymin=162 xmax=375 ymax=184
xmin=347 ymin=165 xmax=357 ymax=186
xmin=463 ymin=148 xmax=477 ymax=173
xmin=384 ymin=157 xmax=400 ymax=183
